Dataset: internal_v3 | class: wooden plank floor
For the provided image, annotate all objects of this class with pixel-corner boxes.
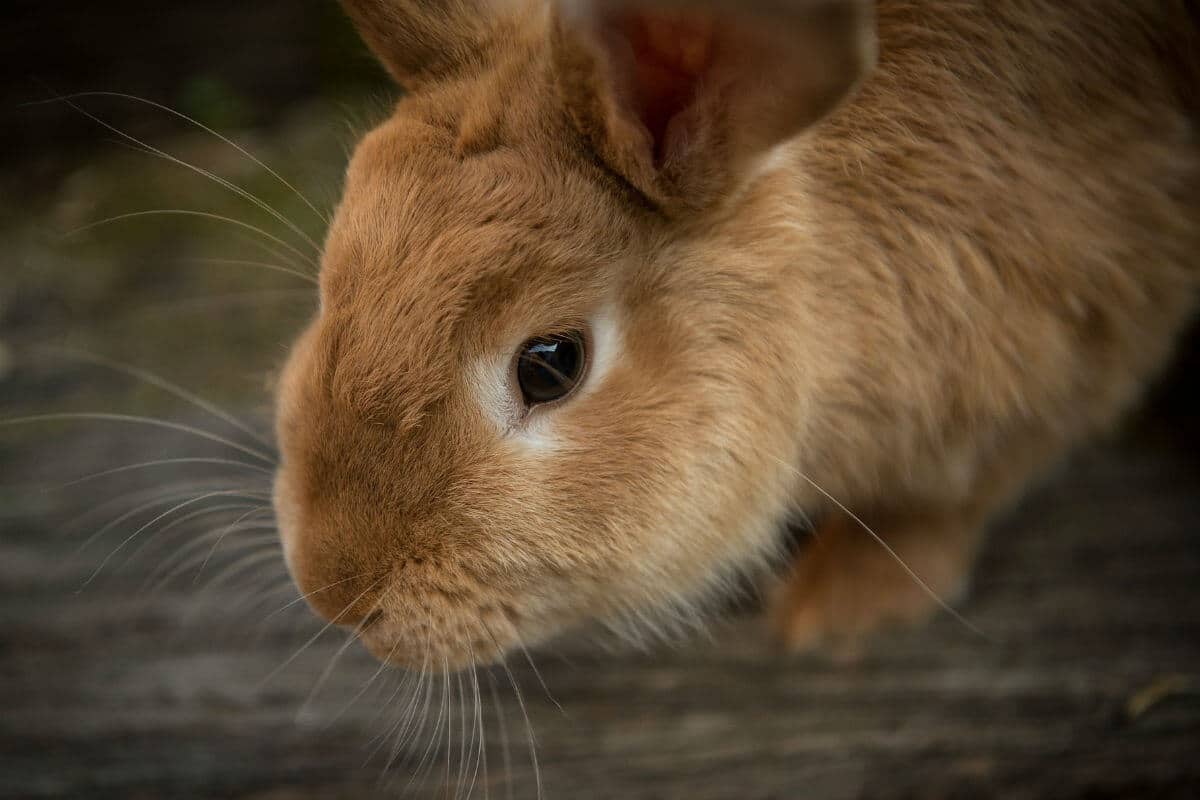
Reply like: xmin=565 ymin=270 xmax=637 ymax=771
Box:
xmin=2 ymin=380 xmax=1198 ymax=800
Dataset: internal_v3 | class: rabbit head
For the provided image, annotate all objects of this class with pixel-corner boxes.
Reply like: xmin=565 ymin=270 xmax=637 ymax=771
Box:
xmin=273 ymin=0 xmax=874 ymax=668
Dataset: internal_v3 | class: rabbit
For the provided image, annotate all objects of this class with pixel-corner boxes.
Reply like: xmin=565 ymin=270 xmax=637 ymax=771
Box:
xmin=271 ymin=0 xmax=1200 ymax=669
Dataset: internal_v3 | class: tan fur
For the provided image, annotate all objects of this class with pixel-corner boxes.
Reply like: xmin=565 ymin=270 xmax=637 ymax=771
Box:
xmin=273 ymin=0 xmax=1199 ymax=668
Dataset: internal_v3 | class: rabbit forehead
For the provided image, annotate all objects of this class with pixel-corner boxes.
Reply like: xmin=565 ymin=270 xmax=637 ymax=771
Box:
xmin=327 ymin=111 xmax=629 ymax=295
xmin=315 ymin=114 xmax=632 ymax=425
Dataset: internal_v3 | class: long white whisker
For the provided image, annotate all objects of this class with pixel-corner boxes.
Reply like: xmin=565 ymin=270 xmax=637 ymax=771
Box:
xmin=378 ymin=623 xmax=434 ymax=775
xmin=194 ymin=556 xmax=293 ymax=643
xmin=1 ymin=413 xmax=275 ymax=465
xmin=457 ymin=667 xmax=472 ymax=798
xmin=81 ymin=488 xmax=268 ymax=588
xmin=55 ymin=479 xmax=232 ymax=541
xmin=513 ymin=637 xmax=563 ymax=716
xmin=483 ymin=625 xmax=541 ymax=800
xmin=193 ymin=506 xmax=277 ymax=580
xmin=66 ymin=209 xmax=318 ymax=271
xmin=257 ymin=573 xmax=389 ymax=688
xmin=228 ymin=580 xmax=295 ymax=626
xmin=59 ymin=457 xmax=272 ymax=488
xmin=768 ymin=454 xmax=988 ymax=640
xmin=73 ymin=483 xmax=261 ymax=558
xmin=136 ymin=503 xmax=268 ymax=587
xmin=441 ymin=664 xmax=455 ymax=796
xmin=263 ymin=572 xmax=375 ymax=622
xmin=380 ymin=668 xmax=424 ymax=774
xmin=466 ymin=651 xmax=487 ymax=800
xmin=298 ymin=610 xmax=381 ymax=720
xmin=38 ymin=347 xmax=275 ymax=448
xmin=31 ymin=91 xmax=329 ymax=225
xmin=381 ymin=645 xmax=432 ymax=775
xmin=188 ymin=544 xmax=284 ymax=605
xmin=123 ymin=288 xmax=315 ymax=321
xmin=241 ymin=582 xmax=303 ymax=637
xmin=488 ymin=671 xmax=514 ymax=800
xmin=362 ymin=668 xmax=413 ymax=749
xmin=329 ymin=636 xmax=403 ymax=727
xmin=404 ymin=662 xmax=449 ymax=797
xmin=185 ymin=257 xmax=318 ymax=285
xmin=169 ymin=536 xmax=283 ymax=610
xmin=54 ymin=97 xmax=324 ymax=256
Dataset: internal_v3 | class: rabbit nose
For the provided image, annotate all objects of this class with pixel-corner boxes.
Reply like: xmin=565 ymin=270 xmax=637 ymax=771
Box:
xmin=274 ymin=469 xmax=390 ymax=627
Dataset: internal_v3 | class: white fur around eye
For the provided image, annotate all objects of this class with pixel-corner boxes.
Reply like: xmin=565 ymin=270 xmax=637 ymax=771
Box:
xmin=469 ymin=307 xmax=621 ymax=451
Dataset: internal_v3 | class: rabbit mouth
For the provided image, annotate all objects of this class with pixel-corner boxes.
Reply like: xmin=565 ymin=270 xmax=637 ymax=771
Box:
xmin=357 ymin=594 xmax=521 ymax=671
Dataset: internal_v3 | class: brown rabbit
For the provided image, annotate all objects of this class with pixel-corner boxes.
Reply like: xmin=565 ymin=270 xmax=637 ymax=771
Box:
xmin=272 ymin=0 xmax=1199 ymax=668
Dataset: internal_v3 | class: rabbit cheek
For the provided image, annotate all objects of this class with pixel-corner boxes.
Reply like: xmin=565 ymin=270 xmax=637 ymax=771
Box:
xmin=271 ymin=468 xmax=301 ymax=579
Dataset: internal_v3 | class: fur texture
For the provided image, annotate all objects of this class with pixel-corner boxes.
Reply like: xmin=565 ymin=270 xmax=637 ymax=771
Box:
xmin=273 ymin=0 xmax=1199 ymax=667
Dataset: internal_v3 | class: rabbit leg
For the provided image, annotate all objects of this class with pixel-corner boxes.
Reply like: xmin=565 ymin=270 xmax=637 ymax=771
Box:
xmin=770 ymin=506 xmax=983 ymax=653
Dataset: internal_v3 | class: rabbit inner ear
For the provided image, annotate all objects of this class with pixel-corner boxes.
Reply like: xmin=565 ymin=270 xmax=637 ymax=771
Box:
xmin=553 ymin=0 xmax=876 ymax=210
xmin=607 ymin=9 xmax=717 ymax=164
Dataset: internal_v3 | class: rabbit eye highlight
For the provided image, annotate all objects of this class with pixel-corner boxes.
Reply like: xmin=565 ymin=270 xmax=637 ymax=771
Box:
xmin=515 ymin=331 xmax=587 ymax=406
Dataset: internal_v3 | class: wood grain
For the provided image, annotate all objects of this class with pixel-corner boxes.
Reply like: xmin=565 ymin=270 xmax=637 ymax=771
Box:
xmin=1 ymin=405 xmax=1198 ymax=800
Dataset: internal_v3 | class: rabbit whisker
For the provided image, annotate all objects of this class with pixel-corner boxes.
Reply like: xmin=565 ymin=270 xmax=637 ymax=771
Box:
xmin=767 ymin=453 xmax=989 ymax=640
xmin=452 ymin=665 xmax=466 ymax=796
xmin=467 ymin=656 xmax=488 ymax=800
xmin=326 ymin=634 xmax=405 ymax=729
xmin=80 ymin=488 xmax=271 ymax=589
xmin=59 ymin=457 xmax=272 ymax=488
xmin=410 ymin=660 xmax=451 ymax=797
xmin=145 ymin=521 xmax=279 ymax=594
xmin=488 ymin=670 xmax=514 ymax=800
xmin=55 ymin=480 xmax=229 ymax=541
xmin=189 ymin=542 xmax=284 ymax=596
xmin=66 ymin=209 xmax=318 ymax=272
xmin=122 ymin=288 xmax=316 ymax=321
xmin=297 ymin=605 xmax=384 ymax=720
xmin=52 ymin=96 xmax=324 ymax=256
xmin=192 ymin=506 xmax=277 ymax=580
xmin=481 ymin=620 xmax=541 ymax=800
xmin=258 ymin=572 xmax=389 ymax=689
xmin=30 ymin=91 xmax=330 ymax=225
xmin=37 ymin=346 xmax=276 ymax=448
xmin=263 ymin=570 xmax=379 ymax=622
xmin=377 ymin=640 xmax=431 ymax=773
xmin=512 ymin=634 xmax=562 ymax=716
xmin=383 ymin=618 xmax=435 ymax=779
xmin=363 ymin=667 xmax=416 ymax=756
xmin=132 ymin=502 xmax=265 ymax=577
xmin=1 ymin=412 xmax=275 ymax=465
xmin=185 ymin=257 xmax=319 ymax=285
xmin=74 ymin=483 xmax=262 ymax=560
xmin=380 ymin=622 xmax=437 ymax=772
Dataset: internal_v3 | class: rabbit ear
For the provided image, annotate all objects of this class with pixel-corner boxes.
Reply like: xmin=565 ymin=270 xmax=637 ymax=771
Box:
xmin=552 ymin=0 xmax=875 ymax=210
xmin=339 ymin=0 xmax=512 ymax=88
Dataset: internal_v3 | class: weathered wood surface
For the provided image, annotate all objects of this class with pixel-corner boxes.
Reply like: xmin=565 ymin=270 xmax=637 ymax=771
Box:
xmin=1 ymin=378 xmax=1198 ymax=800
xmin=4 ymin=2 xmax=1198 ymax=796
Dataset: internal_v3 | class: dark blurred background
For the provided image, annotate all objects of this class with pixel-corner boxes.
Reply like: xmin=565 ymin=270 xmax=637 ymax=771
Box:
xmin=5 ymin=0 xmax=387 ymax=192
xmin=3 ymin=1 xmax=393 ymax=414
xmin=2 ymin=3 xmax=1199 ymax=799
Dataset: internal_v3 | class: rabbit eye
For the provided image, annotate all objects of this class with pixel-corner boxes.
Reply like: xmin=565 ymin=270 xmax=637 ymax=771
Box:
xmin=516 ymin=331 xmax=587 ymax=406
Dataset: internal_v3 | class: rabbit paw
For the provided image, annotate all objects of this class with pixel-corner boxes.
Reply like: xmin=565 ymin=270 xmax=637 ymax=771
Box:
xmin=770 ymin=510 xmax=976 ymax=655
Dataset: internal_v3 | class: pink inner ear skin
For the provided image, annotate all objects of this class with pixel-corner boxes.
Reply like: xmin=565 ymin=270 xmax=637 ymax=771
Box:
xmin=611 ymin=10 xmax=716 ymax=163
